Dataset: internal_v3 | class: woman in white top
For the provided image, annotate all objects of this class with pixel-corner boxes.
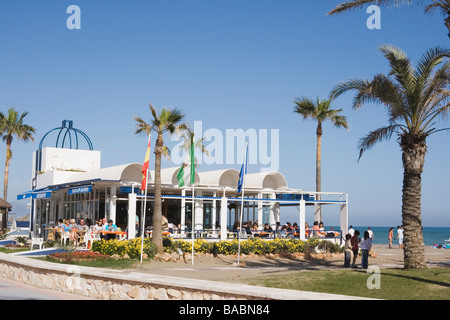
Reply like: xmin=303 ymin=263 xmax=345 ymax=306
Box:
xmin=360 ymin=231 xmax=372 ymax=269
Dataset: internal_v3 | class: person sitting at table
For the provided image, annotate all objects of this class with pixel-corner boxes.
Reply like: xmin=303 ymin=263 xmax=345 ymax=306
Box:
xmin=93 ymin=220 xmax=103 ymax=237
xmin=285 ymin=222 xmax=295 ymax=238
xmin=62 ymin=220 xmax=75 ymax=244
xmin=319 ymin=221 xmax=326 ymax=237
xmin=68 ymin=219 xmax=80 ymax=245
xmin=305 ymin=222 xmax=310 ymax=238
xmin=161 ymin=214 xmax=169 ymax=231
xmin=77 ymin=219 xmax=89 ymax=245
xmin=104 ymin=219 xmax=118 ymax=241
xmin=262 ymin=223 xmax=273 ymax=237
xmin=280 ymin=224 xmax=288 ymax=237
xmin=54 ymin=219 xmax=64 ymax=241
xmin=312 ymin=221 xmax=320 ymax=237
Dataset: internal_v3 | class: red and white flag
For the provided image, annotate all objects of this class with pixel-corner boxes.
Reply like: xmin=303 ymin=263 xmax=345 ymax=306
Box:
xmin=141 ymin=134 xmax=151 ymax=192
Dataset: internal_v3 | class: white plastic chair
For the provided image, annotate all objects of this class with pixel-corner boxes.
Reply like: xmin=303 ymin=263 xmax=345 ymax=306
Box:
xmin=60 ymin=229 xmax=70 ymax=246
xmin=31 ymin=233 xmax=44 ymax=250
xmin=84 ymin=229 xmax=93 ymax=248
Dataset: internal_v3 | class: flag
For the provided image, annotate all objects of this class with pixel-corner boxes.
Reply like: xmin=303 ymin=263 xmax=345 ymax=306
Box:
xmin=177 ymin=135 xmax=195 ymax=187
xmin=141 ymin=134 xmax=151 ymax=192
xmin=237 ymin=143 xmax=248 ymax=193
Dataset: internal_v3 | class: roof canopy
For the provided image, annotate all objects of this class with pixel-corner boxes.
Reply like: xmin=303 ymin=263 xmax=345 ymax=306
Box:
xmin=245 ymin=172 xmax=288 ymax=190
xmin=66 ymin=163 xmax=144 ymax=185
xmin=198 ymin=169 xmax=240 ymax=188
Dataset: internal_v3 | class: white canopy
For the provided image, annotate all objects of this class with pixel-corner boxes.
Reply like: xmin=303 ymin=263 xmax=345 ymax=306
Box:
xmin=66 ymin=163 xmax=144 ymax=185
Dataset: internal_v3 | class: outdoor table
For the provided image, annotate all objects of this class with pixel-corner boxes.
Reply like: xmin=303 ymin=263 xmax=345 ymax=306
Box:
xmin=101 ymin=230 xmax=126 ymax=241
xmin=101 ymin=231 xmax=126 ymax=235
xmin=146 ymin=231 xmax=171 ymax=236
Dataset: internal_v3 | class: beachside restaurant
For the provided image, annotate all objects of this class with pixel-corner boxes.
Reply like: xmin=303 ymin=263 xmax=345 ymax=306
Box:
xmin=17 ymin=121 xmax=349 ymax=244
xmin=18 ymin=149 xmax=349 ymax=243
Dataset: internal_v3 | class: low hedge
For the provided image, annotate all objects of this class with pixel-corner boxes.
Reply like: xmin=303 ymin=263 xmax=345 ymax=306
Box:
xmin=91 ymin=238 xmax=158 ymax=260
xmin=164 ymin=237 xmax=341 ymax=256
xmin=91 ymin=237 xmax=341 ymax=259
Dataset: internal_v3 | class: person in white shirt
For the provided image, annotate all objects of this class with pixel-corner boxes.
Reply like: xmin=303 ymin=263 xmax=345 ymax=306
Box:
xmin=348 ymin=225 xmax=355 ymax=237
xmin=367 ymin=227 xmax=374 ymax=240
xmin=360 ymin=231 xmax=372 ymax=269
xmin=397 ymin=226 xmax=404 ymax=249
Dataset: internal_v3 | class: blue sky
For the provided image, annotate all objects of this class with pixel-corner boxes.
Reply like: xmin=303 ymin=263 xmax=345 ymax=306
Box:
xmin=0 ymin=1 xmax=448 ymax=227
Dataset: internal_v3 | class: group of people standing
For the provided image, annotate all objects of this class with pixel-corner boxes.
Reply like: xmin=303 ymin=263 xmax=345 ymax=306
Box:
xmin=343 ymin=225 xmax=405 ymax=269
xmin=343 ymin=226 xmax=374 ymax=269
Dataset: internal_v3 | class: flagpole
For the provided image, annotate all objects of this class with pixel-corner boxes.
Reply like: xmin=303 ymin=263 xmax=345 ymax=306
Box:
xmin=140 ymin=133 xmax=151 ymax=263
xmin=237 ymin=142 xmax=248 ymax=265
xmin=192 ymin=184 xmax=195 ymax=265
xmin=191 ymin=134 xmax=195 ymax=266
xmin=140 ymin=168 xmax=149 ymax=263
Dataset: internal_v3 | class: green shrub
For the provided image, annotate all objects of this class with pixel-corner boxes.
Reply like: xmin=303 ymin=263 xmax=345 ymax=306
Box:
xmin=91 ymin=237 xmax=341 ymax=258
xmin=91 ymin=238 xmax=157 ymax=260
xmin=15 ymin=236 xmax=27 ymax=244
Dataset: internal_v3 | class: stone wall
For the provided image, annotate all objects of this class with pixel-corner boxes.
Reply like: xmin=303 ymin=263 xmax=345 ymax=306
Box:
xmin=0 ymin=260 xmax=250 ymax=300
xmin=0 ymin=253 xmax=361 ymax=300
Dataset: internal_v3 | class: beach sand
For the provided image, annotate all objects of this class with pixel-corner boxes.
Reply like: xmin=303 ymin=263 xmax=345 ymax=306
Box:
xmin=129 ymin=244 xmax=450 ymax=283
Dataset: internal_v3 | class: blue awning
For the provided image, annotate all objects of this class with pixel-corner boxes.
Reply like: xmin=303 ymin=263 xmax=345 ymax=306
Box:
xmin=17 ymin=188 xmax=59 ymax=200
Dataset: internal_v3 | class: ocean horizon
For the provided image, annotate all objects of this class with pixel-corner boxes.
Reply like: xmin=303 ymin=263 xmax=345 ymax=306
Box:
xmin=343 ymin=226 xmax=450 ymax=247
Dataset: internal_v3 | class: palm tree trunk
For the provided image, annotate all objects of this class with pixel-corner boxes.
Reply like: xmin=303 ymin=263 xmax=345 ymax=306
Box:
xmin=3 ymin=142 xmax=11 ymax=201
xmin=401 ymin=137 xmax=427 ymax=269
xmin=315 ymin=123 xmax=322 ymax=223
xmin=152 ymin=132 xmax=164 ymax=254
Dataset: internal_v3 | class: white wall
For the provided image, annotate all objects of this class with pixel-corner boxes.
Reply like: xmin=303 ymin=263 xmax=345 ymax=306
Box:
xmin=38 ymin=147 xmax=101 ymax=173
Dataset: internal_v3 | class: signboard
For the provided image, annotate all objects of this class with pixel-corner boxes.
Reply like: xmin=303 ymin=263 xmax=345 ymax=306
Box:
xmin=68 ymin=186 xmax=92 ymax=195
xmin=33 ymin=191 xmax=52 ymax=199
xmin=119 ymin=187 xmax=141 ymax=194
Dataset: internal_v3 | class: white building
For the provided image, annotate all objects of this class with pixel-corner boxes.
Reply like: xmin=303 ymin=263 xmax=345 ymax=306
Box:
xmin=17 ymin=121 xmax=349 ymax=242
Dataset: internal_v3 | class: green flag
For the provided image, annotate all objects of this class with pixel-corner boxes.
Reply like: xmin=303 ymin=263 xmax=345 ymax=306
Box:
xmin=177 ymin=136 xmax=195 ymax=187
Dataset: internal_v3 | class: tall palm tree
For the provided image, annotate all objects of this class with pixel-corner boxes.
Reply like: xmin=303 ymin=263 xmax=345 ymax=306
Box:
xmin=328 ymin=0 xmax=450 ymax=39
xmin=293 ymin=97 xmax=349 ymax=223
xmin=330 ymin=45 xmax=450 ymax=269
xmin=0 ymin=108 xmax=35 ymax=201
xmin=134 ymin=103 xmax=187 ymax=254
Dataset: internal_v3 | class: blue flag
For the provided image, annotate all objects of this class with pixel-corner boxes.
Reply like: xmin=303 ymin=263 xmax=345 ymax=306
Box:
xmin=237 ymin=144 xmax=248 ymax=193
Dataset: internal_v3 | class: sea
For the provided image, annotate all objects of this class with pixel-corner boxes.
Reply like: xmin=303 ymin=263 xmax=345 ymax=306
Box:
xmin=343 ymin=226 xmax=450 ymax=247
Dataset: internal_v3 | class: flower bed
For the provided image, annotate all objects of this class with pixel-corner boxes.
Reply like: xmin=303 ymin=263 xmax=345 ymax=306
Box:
xmin=47 ymin=251 xmax=110 ymax=262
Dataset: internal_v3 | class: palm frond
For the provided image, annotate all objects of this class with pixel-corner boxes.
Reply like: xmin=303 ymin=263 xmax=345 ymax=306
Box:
xmin=329 ymin=79 xmax=371 ymax=106
xmin=293 ymin=97 xmax=318 ymax=119
xmin=357 ymin=124 xmax=402 ymax=160
xmin=328 ymin=0 xmax=413 ymax=15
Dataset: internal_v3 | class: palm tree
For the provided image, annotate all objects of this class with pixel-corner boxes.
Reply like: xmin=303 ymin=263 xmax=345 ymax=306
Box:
xmin=176 ymin=128 xmax=210 ymax=165
xmin=293 ymin=97 xmax=349 ymax=223
xmin=425 ymin=1 xmax=450 ymax=38
xmin=328 ymin=0 xmax=450 ymax=39
xmin=330 ymin=45 xmax=450 ymax=269
xmin=0 ymin=108 xmax=35 ymax=201
xmin=134 ymin=103 xmax=187 ymax=254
